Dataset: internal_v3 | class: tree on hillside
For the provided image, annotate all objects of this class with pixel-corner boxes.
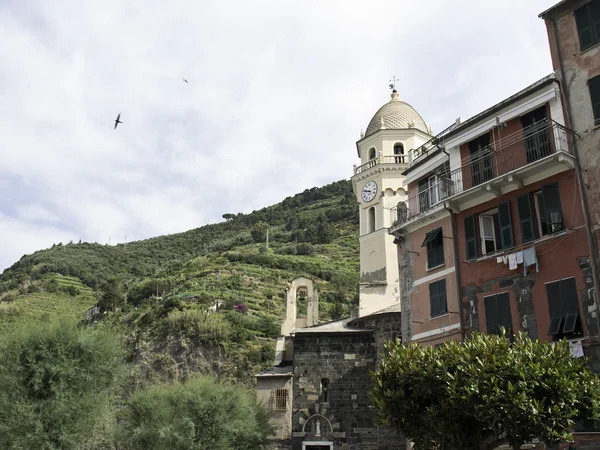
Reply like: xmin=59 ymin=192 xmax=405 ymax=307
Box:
xmin=222 ymin=213 xmax=236 ymax=221
xmin=306 ymin=215 xmax=337 ymax=244
xmin=118 ymin=376 xmax=271 ymax=450
xmin=250 ymin=221 xmax=269 ymax=243
xmin=371 ymin=332 xmax=600 ymax=450
xmin=99 ymin=276 xmax=125 ymax=311
xmin=0 ymin=319 xmax=125 ymax=449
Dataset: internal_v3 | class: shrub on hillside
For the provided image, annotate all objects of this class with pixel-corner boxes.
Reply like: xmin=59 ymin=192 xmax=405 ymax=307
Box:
xmin=165 ymin=310 xmax=231 ymax=344
xmin=0 ymin=318 xmax=125 ymax=449
xmin=275 ymin=245 xmax=296 ymax=255
xmin=296 ymin=243 xmax=314 ymax=255
xmin=117 ymin=376 xmax=271 ymax=449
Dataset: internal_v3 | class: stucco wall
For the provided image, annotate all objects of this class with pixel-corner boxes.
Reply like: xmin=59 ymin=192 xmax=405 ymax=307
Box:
xmin=256 ymin=375 xmax=293 ymax=442
xmin=455 ymin=170 xmax=596 ymax=341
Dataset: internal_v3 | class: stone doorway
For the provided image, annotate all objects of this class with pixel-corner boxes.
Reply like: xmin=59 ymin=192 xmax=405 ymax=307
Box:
xmin=303 ymin=443 xmax=333 ymax=450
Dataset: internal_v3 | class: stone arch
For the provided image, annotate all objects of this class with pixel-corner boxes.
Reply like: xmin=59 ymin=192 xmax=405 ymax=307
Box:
xmin=302 ymin=414 xmax=333 ymax=437
xmin=368 ymin=147 xmax=376 ymax=160
xmin=280 ymin=277 xmax=319 ymax=335
xmin=297 ymin=405 xmax=341 ymax=441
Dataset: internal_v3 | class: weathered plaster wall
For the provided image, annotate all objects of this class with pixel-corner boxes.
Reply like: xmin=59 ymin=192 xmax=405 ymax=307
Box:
xmin=256 ymin=376 xmax=293 ymax=442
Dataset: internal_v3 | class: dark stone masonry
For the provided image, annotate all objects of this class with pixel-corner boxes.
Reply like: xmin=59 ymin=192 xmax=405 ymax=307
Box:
xmin=291 ymin=312 xmax=404 ymax=450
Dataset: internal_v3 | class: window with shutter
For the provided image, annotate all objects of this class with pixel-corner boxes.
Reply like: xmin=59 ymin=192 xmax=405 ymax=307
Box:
xmin=498 ymin=201 xmax=514 ymax=249
xmin=575 ymin=0 xmax=600 ymax=52
xmin=589 ymin=74 xmax=600 ymax=125
xmin=517 ymin=194 xmax=536 ymax=243
xmin=541 ymin=183 xmax=564 ymax=234
xmin=484 ymin=292 xmax=512 ymax=337
xmin=423 ymin=227 xmax=444 ymax=269
xmin=418 ymin=178 xmax=430 ymax=213
xmin=464 ymin=215 xmax=478 ymax=260
xmin=429 ymin=279 xmax=447 ymax=318
xmin=546 ymin=277 xmax=583 ymax=340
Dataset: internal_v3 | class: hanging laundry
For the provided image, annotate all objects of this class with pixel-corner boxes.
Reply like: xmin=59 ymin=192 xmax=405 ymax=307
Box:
xmin=502 ymin=255 xmax=508 ymax=265
xmin=496 ymin=256 xmax=503 ymax=263
xmin=515 ymin=251 xmax=523 ymax=265
xmin=523 ymin=247 xmax=539 ymax=275
xmin=569 ymin=339 xmax=584 ymax=358
xmin=508 ymin=253 xmax=518 ymax=270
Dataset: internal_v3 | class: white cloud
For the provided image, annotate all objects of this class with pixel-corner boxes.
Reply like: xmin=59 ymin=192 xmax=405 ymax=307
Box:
xmin=0 ymin=0 xmax=561 ymax=272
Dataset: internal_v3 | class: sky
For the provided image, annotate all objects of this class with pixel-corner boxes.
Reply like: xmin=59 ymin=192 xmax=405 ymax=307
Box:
xmin=0 ymin=0 xmax=560 ymax=273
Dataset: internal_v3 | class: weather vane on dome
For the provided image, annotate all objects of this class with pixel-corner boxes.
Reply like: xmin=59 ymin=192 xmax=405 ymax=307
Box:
xmin=389 ymin=76 xmax=399 ymax=91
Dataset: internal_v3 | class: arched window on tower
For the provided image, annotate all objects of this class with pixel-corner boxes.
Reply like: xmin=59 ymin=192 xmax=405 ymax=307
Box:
xmin=394 ymin=143 xmax=405 ymax=163
xmin=368 ymin=147 xmax=376 ymax=160
xmin=367 ymin=207 xmax=376 ymax=233
xmin=320 ymin=378 xmax=330 ymax=402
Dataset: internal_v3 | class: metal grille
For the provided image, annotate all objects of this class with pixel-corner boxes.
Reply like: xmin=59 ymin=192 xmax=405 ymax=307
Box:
xmin=273 ymin=388 xmax=288 ymax=411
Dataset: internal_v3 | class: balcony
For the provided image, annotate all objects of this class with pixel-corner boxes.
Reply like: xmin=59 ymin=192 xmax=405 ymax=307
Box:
xmin=390 ymin=120 xmax=576 ymax=229
xmin=354 ymin=154 xmax=409 ymax=176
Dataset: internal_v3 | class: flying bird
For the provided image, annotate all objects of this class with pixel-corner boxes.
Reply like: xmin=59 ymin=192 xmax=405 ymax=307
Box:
xmin=182 ymin=79 xmax=188 ymax=83
xmin=114 ymin=113 xmax=122 ymax=130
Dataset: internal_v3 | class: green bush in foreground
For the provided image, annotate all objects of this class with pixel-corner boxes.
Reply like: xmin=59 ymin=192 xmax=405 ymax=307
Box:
xmin=118 ymin=376 xmax=271 ymax=450
xmin=372 ymin=331 xmax=600 ymax=450
xmin=0 ymin=318 xmax=125 ymax=449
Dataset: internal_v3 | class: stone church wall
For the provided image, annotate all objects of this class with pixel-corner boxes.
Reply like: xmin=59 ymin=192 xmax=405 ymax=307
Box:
xmin=292 ymin=330 xmax=405 ymax=450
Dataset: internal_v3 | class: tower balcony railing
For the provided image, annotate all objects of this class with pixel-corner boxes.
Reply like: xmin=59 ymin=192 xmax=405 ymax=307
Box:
xmin=354 ymin=154 xmax=409 ymax=175
xmin=391 ymin=120 xmax=576 ymax=228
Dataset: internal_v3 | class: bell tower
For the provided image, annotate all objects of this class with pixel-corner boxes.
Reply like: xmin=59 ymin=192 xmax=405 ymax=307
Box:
xmin=351 ymin=88 xmax=431 ymax=317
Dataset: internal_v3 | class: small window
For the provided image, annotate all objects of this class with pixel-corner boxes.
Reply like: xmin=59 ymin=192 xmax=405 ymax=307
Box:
xmin=479 ymin=209 xmax=501 ymax=255
xmin=394 ymin=143 xmax=405 ymax=163
xmin=589 ymin=74 xmax=600 ymax=125
xmin=273 ymin=388 xmax=289 ymax=411
xmin=429 ymin=279 xmax=447 ymax=318
xmin=574 ymin=0 xmax=600 ymax=52
xmin=422 ymin=227 xmax=444 ymax=269
xmin=320 ymin=378 xmax=330 ymax=402
xmin=367 ymin=207 xmax=376 ymax=233
xmin=546 ymin=277 xmax=583 ymax=341
xmin=368 ymin=147 xmax=376 ymax=160
xmin=484 ymin=292 xmax=513 ymax=337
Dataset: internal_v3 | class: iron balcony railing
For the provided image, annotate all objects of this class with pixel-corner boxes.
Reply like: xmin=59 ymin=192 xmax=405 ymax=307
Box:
xmin=391 ymin=120 xmax=575 ymax=227
xmin=354 ymin=154 xmax=408 ymax=175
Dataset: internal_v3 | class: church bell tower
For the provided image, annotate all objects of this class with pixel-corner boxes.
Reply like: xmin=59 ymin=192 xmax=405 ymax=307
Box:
xmin=351 ymin=88 xmax=431 ymax=317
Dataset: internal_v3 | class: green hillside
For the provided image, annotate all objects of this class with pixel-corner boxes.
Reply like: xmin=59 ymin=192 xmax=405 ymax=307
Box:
xmin=0 ymin=179 xmax=360 ymax=384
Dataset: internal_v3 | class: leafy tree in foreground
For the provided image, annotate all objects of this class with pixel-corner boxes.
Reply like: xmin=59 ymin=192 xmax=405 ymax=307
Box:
xmin=371 ymin=332 xmax=600 ymax=450
xmin=118 ymin=376 xmax=271 ymax=450
xmin=0 ymin=318 xmax=125 ymax=449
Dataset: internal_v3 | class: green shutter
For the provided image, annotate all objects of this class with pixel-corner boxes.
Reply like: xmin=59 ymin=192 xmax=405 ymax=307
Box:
xmin=546 ymin=281 xmax=564 ymax=317
xmin=438 ymin=279 xmax=447 ymax=315
xmin=560 ymin=277 xmax=580 ymax=314
xmin=575 ymin=3 xmax=596 ymax=51
xmin=430 ymin=281 xmax=439 ymax=317
xmin=497 ymin=292 xmax=513 ymax=334
xmin=590 ymin=75 xmax=600 ymax=124
xmin=517 ymin=194 xmax=536 ymax=243
xmin=498 ymin=201 xmax=514 ymax=249
xmin=484 ymin=295 xmax=499 ymax=335
xmin=542 ymin=183 xmax=563 ymax=231
xmin=464 ymin=215 xmax=478 ymax=260
xmin=591 ymin=0 xmax=600 ymax=47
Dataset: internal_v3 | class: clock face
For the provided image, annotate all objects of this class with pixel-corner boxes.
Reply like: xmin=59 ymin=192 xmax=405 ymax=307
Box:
xmin=362 ymin=181 xmax=378 ymax=202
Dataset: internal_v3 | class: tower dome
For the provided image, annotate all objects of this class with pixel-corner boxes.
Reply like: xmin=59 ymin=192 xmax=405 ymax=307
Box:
xmin=365 ymin=90 xmax=428 ymax=137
